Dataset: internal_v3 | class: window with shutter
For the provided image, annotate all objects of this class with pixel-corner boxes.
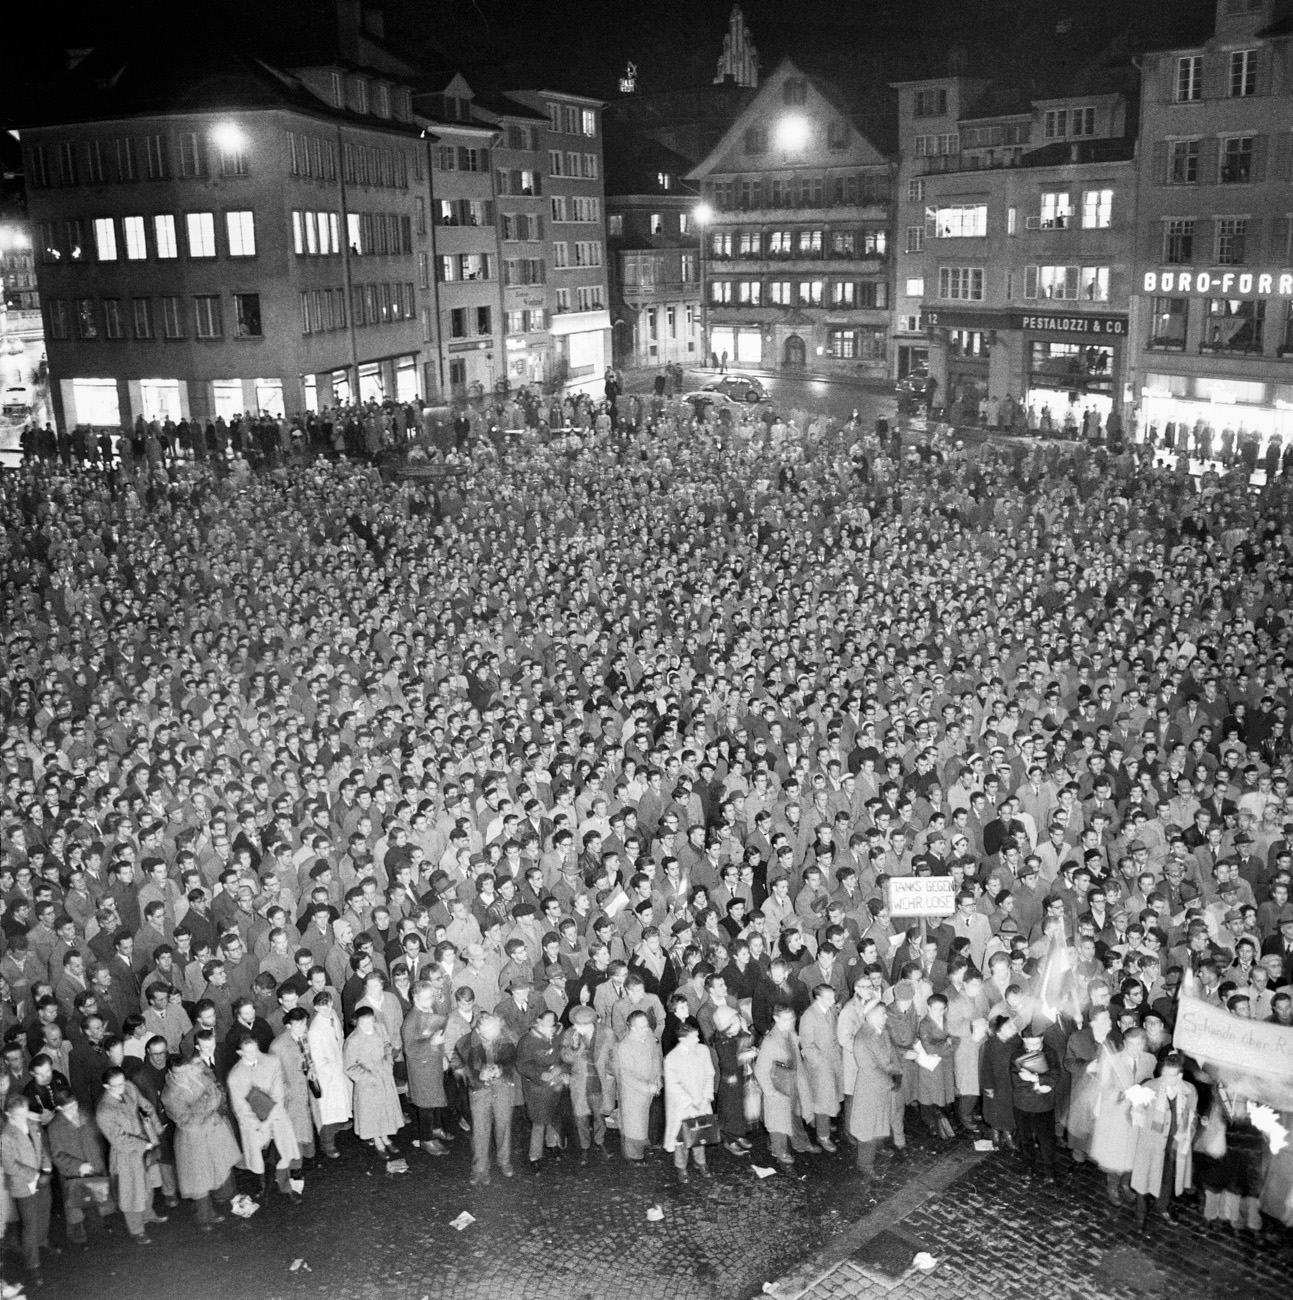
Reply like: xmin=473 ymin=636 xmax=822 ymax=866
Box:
xmin=1024 ymin=266 xmax=1038 ymax=299
xmin=1152 ymin=140 xmax=1168 ymax=185
xmin=1252 ymin=135 xmax=1268 ymax=182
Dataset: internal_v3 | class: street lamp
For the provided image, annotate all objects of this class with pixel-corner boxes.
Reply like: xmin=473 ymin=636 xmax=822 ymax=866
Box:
xmin=775 ymin=114 xmax=809 ymax=154
xmin=694 ymin=202 xmax=713 ymax=370
xmin=210 ymin=122 xmax=247 ymax=154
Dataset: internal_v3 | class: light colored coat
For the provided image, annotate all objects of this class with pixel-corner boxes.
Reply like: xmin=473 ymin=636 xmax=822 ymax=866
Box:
xmin=612 ymin=1027 xmax=663 ymax=1143
xmin=662 ymin=1040 xmax=715 ymax=1151
xmin=836 ymin=996 xmax=870 ymax=1095
xmin=270 ymin=1031 xmax=317 ymax=1150
xmin=1129 ymin=1077 xmax=1197 ymax=1198
xmin=848 ymin=1024 xmax=900 ymax=1145
xmin=1089 ymin=1047 xmax=1156 ymax=1175
xmin=799 ymin=1001 xmax=843 ymax=1117
xmin=227 ymin=1050 xmax=302 ymax=1174
xmin=343 ymin=1024 xmax=404 ymax=1140
xmin=946 ymin=988 xmax=989 ymax=1096
xmin=754 ymin=1026 xmax=800 ymax=1136
xmin=95 ymin=1082 xmax=162 ymax=1212
xmin=307 ymin=1008 xmax=352 ymax=1127
xmin=161 ymin=1061 xmax=242 ymax=1198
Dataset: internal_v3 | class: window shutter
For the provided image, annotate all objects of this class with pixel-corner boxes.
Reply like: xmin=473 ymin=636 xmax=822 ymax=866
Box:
xmin=1257 ymin=47 xmax=1274 ymax=97
xmin=510 ymin=169 xmax=522 ymax=194
xmin=1274 ymin=216 xmax=1292 ymax=264
xmin=1252 ymin=134 xmax=1268 ymax=183
xmin=1024 ymin=265 xmax=1038 ymax=299
xmin=1246 ymin=217 xmax=1263 ymax=262
xmin=1151 ymin=139 xmax=1168 ymax=185
xmin=535 ymin=215 xmax=544 ymax=238
xmin=483 ymin=201 xmax=494 ymax=225
xmin=1064 ymin=266 xmax=1079 ymax=299
xmin=1193 ymin=222 xmax=1208 ymax=264
xmin=1276 ymin=133 xmax=1293 ymax=182
xmin=1160 ymin=56 xmax=1176 ymax=105
xmin=1198 ymin=136 xmax=1219 ymax=185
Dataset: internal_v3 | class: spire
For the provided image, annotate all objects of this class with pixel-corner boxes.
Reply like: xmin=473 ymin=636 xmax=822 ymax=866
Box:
xmin=713 ymin=4 xmax=759 ymax=89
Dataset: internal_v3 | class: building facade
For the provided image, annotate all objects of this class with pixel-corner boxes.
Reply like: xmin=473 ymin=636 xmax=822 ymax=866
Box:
xmin=687 ymin=58 xmax=893 ymax=378
xmin=893 ymin=73 xmax=1136 ymax=425
xmin=507 ymin=90 xmax=611 ymax=394
xmin=22 ymin=54 xmax=431 ymax=432
xmin=417 ymin=75 xmax=505 ymax=402
xmin=1129 ymin=0 xmax=1293 ymax=453
xmin=605 ymin=133 xmax=702 ymax=369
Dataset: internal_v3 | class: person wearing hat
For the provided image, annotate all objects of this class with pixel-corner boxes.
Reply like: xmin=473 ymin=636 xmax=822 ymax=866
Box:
xmin=710 ymin=1004 xmax=755 ymax=1157
xmin=847 ymin=1000 xmax=902 ymax=1190
xmin=662 ymin=1017 xmax=715 ymax=1183
xmin=560 ymin=1005 xmax=614 ymax=1165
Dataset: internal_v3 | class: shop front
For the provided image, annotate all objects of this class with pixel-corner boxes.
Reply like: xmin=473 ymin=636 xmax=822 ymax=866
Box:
xmin=1020 ymin=310 xmax=1127 ymax=428
xmin=708 ymin=323 xmax=764 ymax=368
xmin=1133 ymin=268 xmax=1293 ymax=463
xmin=926 ymin=306 xmax=1127 ymax=423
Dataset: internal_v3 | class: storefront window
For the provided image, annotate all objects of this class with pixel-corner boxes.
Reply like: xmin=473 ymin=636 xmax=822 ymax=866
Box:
xmin=1150 ymin=297 xmax=1188 ymax=350
xmin=1203 ymin=298 xmax=1264 ymax=354
xmin=1029 ymin=341 xmax=1112 ymax=387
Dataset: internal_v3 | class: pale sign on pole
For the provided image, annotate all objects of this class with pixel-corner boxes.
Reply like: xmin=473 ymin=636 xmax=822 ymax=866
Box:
xmin=886 ymin=877 xmax=957 ymax=918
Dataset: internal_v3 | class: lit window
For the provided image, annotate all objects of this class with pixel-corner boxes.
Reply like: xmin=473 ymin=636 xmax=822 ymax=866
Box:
xmin=154 ymin=215 xmax=178 ymax=259
xmin=226 ymin=210 xmax=256 ymax=257
xmin=93 ymin=217 xmax=118 ymax=261
xmin=186 ymin=212 xmax=216 ymax=258
xmin=123 ymin=216 xmax=147 ymax=260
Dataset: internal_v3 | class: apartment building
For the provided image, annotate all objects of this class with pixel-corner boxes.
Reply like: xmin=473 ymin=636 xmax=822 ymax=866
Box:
xmin=21 ymin=47 xmax=433 ymax=431
xmin=1129 ymin=0 xmax=1293 ymax=450
xmin=686 ymin=57 xmax=893 ymax=378
xmin=605 ymin=129 xmax=702 ymax=369
xmin=893 ymin=71 xmax=1136 ymax=424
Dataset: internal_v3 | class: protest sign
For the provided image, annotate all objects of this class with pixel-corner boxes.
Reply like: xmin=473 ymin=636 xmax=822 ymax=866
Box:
xmin=1173 ymin=997 xmax=1293 ymax=1078
xmin=887 ymin=877 xmax=956 ymax=918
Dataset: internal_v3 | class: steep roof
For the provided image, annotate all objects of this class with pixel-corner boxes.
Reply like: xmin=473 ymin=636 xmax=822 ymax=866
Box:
xmin=15 ymin=40 xmax=421 ymax=135
xmin=603 ymin=125 xmax=697 ymax=197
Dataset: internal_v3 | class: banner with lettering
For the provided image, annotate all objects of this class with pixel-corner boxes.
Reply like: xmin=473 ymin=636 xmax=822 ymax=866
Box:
xmin=1173 ymin=997 xmax=1293 ymax=1079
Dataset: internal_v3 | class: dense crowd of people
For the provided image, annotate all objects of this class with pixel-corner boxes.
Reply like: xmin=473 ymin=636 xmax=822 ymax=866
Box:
xmin=2 ymin=387 xmax=1293 ymax=1295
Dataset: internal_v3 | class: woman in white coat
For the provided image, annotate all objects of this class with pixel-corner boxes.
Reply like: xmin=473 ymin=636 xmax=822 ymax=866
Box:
xmin=307 ymin=992 xmax=352 ymax=1157
xmin=662 ymin=1018 xmax=715 ymax=1183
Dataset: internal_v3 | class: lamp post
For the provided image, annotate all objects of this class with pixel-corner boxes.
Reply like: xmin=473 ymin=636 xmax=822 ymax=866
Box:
xmin=694 ymin=201 xmax=713 ymax=371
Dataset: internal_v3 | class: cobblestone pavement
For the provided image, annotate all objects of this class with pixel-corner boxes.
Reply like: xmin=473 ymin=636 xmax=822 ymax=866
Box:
xmin=40 ymin=1121 xmax=1293 ymax=1300
xmin=765 ymin=1147 xmax=1293 ymax=1300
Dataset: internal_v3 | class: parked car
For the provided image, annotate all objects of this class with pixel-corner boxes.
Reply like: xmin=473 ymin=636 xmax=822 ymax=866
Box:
xmin=895 ymin=370 xmax=935 ymax=400
xmin=681 ymin=389 xmax=740 ymax=417
xmin=1 ymin=384 xmax=33 ymax=417
xmin=702 ymin=374 xmax=767 ymax=403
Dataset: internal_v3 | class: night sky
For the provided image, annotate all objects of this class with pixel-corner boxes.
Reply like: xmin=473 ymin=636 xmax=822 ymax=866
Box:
xmin=5 ymin=0 xmax=1220 ymax=113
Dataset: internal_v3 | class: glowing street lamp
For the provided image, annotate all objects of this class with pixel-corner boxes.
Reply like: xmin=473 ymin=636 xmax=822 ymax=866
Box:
xmin=210 ymin=122 xmax=247 ymax=154
xmin=776 ymin=114 xmax=809 ymax=153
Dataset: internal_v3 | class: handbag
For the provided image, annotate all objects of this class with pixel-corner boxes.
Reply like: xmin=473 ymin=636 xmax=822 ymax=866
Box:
xmin=307 ymin=1077 xmax=323 ymax=1100
xmin=245 ymin=1085 xmax=276 ymax=1123
xmin=681 ymin=1113 xmax=721 ymax=1148
xmin=67 ymin=1175 xmax=113 ymax=1209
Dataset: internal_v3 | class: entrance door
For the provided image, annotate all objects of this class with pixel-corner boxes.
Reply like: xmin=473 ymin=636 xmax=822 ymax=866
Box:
xmin=449 ymin=358 xmax=467 ymax=401
xmin=783 ymin=335 xmax=806 ymax=368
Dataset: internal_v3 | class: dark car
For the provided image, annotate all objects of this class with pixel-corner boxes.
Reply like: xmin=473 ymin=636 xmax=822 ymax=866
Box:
xmin=702 ymin=374 xmax=767 ymax=403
